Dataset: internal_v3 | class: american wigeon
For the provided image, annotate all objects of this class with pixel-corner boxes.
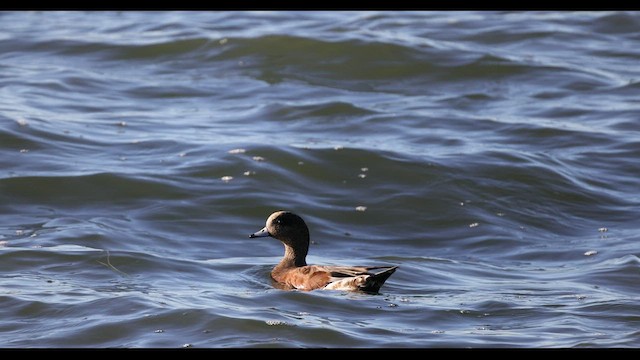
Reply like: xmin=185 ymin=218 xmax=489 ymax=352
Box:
xmin=250 ymin=211 xmax=397 ymax=294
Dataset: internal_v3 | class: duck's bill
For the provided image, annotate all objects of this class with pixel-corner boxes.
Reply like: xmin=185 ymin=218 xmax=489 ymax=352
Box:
xmin=249 ymin=227 xmax=271 ymax=238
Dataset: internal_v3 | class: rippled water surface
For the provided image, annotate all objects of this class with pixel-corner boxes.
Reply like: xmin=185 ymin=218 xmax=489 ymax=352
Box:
xmin=1 ymin=11 xmax=640 ymax=348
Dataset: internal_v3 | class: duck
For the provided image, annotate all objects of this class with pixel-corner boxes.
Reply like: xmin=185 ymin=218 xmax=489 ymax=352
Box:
xmin=250 ymin=210 xmax=397 ymax=294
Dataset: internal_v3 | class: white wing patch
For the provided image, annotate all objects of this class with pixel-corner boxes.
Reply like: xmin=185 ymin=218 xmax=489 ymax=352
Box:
xmin=323 ymin=275 xmax=369 ymax=291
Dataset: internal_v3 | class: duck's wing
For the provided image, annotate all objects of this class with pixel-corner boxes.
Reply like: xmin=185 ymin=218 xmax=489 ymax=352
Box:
xmin=325 ymin=265 xmax=397 ymax=278
xmin=323 ymin=265 xmax=398 ymax=293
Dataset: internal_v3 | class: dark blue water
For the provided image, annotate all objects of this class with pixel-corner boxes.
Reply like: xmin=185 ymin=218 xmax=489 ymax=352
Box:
xmin=1 ymin=11 xmax=639 ymax=348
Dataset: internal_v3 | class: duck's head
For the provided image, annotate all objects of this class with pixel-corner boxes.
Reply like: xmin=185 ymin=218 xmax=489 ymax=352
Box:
xmin=250 ymin=211 xmax=310 ymax=250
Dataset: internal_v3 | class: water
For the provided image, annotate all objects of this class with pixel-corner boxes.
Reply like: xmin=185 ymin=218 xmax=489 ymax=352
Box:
xmin=1 ymin=11 xmax=639 ymax=348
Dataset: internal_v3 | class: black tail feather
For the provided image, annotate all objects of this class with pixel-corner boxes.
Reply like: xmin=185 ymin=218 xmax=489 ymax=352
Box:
xmin=359 ymin=266 xmax=398 ymax=294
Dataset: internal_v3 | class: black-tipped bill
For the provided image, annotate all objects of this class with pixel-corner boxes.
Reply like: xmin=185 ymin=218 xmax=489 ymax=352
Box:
xmin=250 ymin=227 xmax=271 ymax=238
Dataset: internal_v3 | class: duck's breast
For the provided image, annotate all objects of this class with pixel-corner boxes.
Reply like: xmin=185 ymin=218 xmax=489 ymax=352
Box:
xmin=272 ymin=265 xmax=333 ymax=291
